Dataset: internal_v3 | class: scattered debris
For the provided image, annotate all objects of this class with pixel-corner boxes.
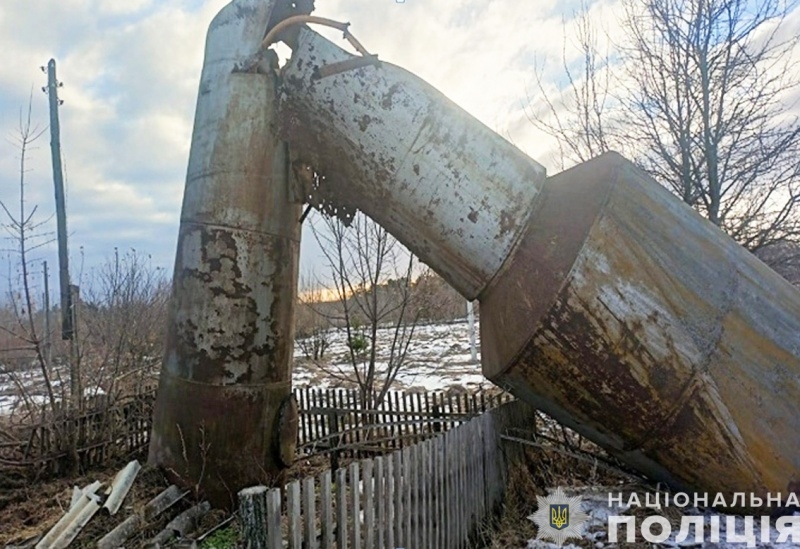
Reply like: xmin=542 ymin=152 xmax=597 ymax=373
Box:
xmin=97 ymin=484 xmax=187 ymax=549
xmin=102 ymin=460 xmax=141 ymax=516
xmin=146 ymin=501 xmax=211 ymax=546
xmin=35 ymin=481 xmax=103 ymax=549
xmin=32 ymin=461 xmax=143 ymax=549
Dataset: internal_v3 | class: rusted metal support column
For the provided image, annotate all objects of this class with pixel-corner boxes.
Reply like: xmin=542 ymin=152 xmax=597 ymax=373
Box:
xmin=149 ymin=0 xmax=301 ymax=508
xmin=280 ymin=29 xmax=546 ymax=300
xmin=480 ymin=153 xmax=800 ymax=510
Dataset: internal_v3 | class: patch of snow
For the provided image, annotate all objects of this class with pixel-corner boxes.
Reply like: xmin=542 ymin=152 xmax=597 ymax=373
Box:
xmin=293 ymin=319 xmax=485 ymax=391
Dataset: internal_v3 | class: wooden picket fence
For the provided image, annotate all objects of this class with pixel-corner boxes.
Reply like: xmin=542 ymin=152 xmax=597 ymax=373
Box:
xmin=0 ymin=390 xmax=155 ymax=475
xmin=0 ymin=387 xmax=510 ymax=478
xmin=238 ymin=400 xmax=535 ymax=549
xmin=296 ymin=387 xmax=513 ymax=456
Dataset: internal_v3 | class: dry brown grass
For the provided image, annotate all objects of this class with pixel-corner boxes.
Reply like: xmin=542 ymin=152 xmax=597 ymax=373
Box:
xmin=470 ymin=441 xmax=635 ymax=549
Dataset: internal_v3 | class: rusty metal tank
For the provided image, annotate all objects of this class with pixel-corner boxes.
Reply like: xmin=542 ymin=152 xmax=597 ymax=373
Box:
xmin=148 ymin=0 xmax=300 ymax=507
xmin=480 ymin=153 xmax=800 ymax=507
xmin=280 ymin=28 xmax=800 ymax=508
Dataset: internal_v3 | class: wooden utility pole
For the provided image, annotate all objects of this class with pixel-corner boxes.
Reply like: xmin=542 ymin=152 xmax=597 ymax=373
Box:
xmin=45 ymin=58 xmax=79 ymax=405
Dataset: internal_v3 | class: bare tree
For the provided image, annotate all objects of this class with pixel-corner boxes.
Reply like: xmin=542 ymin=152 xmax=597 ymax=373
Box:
xmin=77 ymin=248 xmax=169 ymax=400
xmin=621 ymin=0 xmax=800 ymax=259
xmin=295 ymin=274 xmax=330 ymax=361
xmin=528 ymin=0 xmax=800 ymax=276
xmin=526 ymin=0 xmax=615 ymax=170
xmin=310 ymin=212 xmax=418 ymax=409
xmin=0 ymin=100 xmax=60 ymax=423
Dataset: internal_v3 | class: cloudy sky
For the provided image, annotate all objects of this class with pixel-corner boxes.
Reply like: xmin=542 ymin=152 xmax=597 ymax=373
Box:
xmin=1 ymin=0 xmax=793 ymax=293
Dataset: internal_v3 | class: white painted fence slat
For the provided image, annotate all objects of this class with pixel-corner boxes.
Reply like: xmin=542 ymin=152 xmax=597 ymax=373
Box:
xmin=288 ymin=481 xmax=301 ymax=549
xmin=267 ymin=488 xmax=282 ymax=549
xmin=374 ymin=456 xmax=385 ymax=549
xmin=303 ymin=476 xmax=317 ymax=549
xmin=320 ymin=470 xmax=333 ymax=549
xmin=350 ymin=461 xmax=361 ymax=549
xmin=385 ymin=455 xmax=394 ymax=549
xmin=363 ymin=459 xmax=374 ymax=549
xmin=336 ymin=467 xmax=347 ymax=549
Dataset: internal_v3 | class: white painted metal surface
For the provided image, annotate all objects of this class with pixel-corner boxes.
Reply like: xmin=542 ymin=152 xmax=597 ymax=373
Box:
xmin=280 ymin=29 xmax=547 ymax=299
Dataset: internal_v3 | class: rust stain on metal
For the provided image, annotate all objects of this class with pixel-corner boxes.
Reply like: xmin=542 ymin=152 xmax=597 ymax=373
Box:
xmin=479 ymin=153 xmax=800 ymax=510
xmin=149 ymin=0 xmax=301 ymax=509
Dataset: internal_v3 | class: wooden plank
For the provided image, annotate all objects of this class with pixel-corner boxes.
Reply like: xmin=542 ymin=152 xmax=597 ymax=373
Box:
xmin=447 ymin=429 xmax=458 ymax=547
xmin=437 ymin=433 xmax=451 ymax=548
xmin=392 ymin=451 xmax=402 ymax=549
xmin=383 ymin=392 xmax=391 ymax=446
xmin=412 ymin=443 xmax=420 ymax=549
xmin=468 ymin=419 xmax=476 ymax=534
xmin=385 ymin=455 xmax=395 ymax=549
xmin=461 ymin=425 xmax=468 ymax=544
xmin=470 ymin=419 xmax=477 ymax=533
xmin=477 ymin=415 xmax=486 ymax=523
xmin=374 ymin=456 xmax=385 ymax=549
xmin=415 ymin=392 xmax=424 ymax=443
xmin=423 ymin=392 xmax=432 ymax=437
xmin=346 ymin=390 xmax=358 ymax=458
xmin=403 ymin=446 xmax=412 ymax=546
xmin=336 ymin=467 xmax=348 ymax=549
xmin=350 ymin=460 xmax=361 ymax=549
xmin=454 ymin=427 xmax=463 ymax=546
xmin=446 ymin=393 xmax=455 ymax=431
xmin=288 ymin=481 xmax=302 ymax=549
xmin=406 ymin=444 xmax=415 ymax=547
xmin=436 ymin=435 xmax=444 ymax=549
xmin=363 ymin=459 xmax=374 ymax=549
xmin=304 ymin=476 xmax=318 ymax=549
xmin=421 ymin=440 xmax=429 ymax=548
xmin=310 ymin=389 xmax=319 ymax=445
xmin=431 ymin=392 xmax=442 ymax=434
xmin=461 ymin=425 xmax=469 ymax=543
xmin=393 ymin=392 xmax=402 ymax=447
xmin=267 ymin=488 xmax=283 ymax=549
xmin=321 ymin=470 xmax=333 ymax=549
xmin=332 ymin=389 xmax=343 ymax=454
xmin=299 ymin=389 xmax=308 ymax=448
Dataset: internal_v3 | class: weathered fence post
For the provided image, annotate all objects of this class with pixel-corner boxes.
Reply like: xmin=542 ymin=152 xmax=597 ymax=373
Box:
xmin=238 ymin=486 xmax=269 ymax=549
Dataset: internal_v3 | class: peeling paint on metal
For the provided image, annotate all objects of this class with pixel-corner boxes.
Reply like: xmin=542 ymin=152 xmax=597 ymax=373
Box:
xmin=480 ymin=153 xmax=800 ymax=510
xmin=149 ymin=0 xmax=300 ymax=509
xmin=279 ymin=28 xmax=546 ymax=299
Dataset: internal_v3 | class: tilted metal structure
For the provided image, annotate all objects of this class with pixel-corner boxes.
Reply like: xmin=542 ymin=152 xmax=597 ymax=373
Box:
xmin=150 ymin=0 xmax=800 ymax=510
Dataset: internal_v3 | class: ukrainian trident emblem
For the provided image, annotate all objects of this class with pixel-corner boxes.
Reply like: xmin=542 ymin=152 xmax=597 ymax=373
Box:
xmin=550 ymin=503 xmax=569 ymax=530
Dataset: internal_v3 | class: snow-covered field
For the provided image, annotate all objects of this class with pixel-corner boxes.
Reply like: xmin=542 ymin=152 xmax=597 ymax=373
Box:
xmin=0 ymin=319 xmax=485 ymax=417
xmin=292 ymin=317 xmax=487 ymax=391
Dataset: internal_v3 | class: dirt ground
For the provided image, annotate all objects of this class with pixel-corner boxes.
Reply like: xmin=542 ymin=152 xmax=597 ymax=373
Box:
xmin=0 ymin=451 xmax=344 ymax=547
xmin=0 ymin=458 xmax=175 ymax=547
